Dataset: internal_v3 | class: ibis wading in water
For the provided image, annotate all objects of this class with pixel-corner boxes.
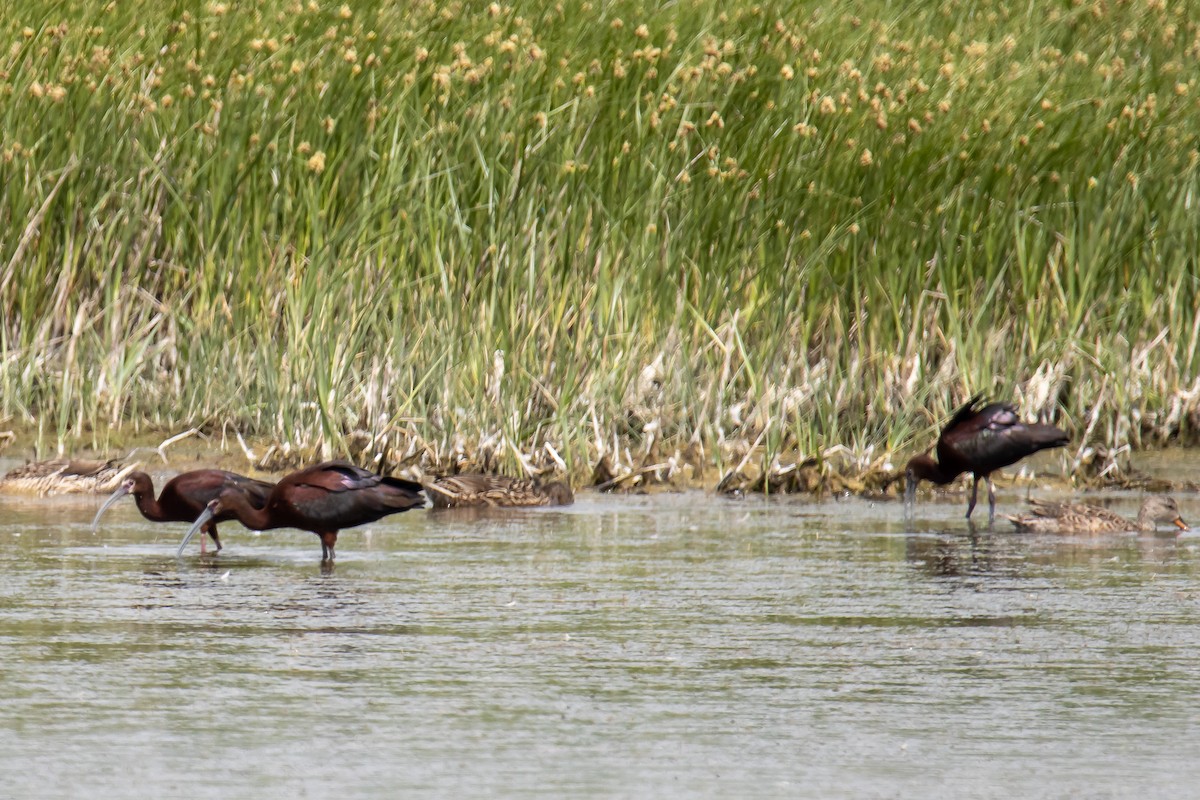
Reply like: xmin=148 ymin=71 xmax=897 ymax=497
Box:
xmin=92 ymin=470 xmax=275 ymax=554
xmin=904 ymin=395 xmax=1069 ymax=525
xmin=179 ymin=460 xmax=425 ymax=561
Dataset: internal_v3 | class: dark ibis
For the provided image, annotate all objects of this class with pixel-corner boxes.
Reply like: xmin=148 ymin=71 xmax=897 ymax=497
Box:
xmin=179 ymin=460 xmax=425 ymax=561
xmin=425 ymin=473 xmax=574 ymax=508
xmin=1006 ymin=494 xmax=1188 ymax=534
xmin=3 ymin=458 xmax=138 ymax=497
xmin=903 ymin=395 xmax=1069 ymax=525
xmin=92 ymin=469 xmax=275 ymax=554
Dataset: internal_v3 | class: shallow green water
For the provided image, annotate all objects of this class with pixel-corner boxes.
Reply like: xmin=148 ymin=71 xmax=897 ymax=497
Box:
xmin=2 ymin=467 xmax=1200 ymax=798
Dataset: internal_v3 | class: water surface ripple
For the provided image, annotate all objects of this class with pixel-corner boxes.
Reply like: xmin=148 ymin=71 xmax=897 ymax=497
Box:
xmin=2 ymin=485 xmax=1200 ymax=798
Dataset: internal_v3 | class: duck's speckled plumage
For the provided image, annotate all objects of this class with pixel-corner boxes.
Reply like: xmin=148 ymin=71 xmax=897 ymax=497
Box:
xmin=1006 ymin=495 xmax=1189 ymax=534
xmin=1 ymin=459 xmax=139 ymax=496
xmin=425 ymin=473 xmax=574 ymax=509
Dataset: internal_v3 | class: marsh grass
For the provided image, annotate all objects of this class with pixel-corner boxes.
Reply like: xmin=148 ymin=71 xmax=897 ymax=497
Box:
xmin=1 ymin=0 xmax=1198 ymax=488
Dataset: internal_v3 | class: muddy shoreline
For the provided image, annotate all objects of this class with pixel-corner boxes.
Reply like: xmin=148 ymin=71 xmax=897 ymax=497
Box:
xmin=2 ymin=425 xmax=1195 ymax=499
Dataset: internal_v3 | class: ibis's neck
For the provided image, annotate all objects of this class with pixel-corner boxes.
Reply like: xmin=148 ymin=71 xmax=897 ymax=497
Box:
xmin=909 ymin=455 xmax=962 ymax=486
xmin=223 ymin=494 xmax=278 ymax=531
xmin=132 ymin=488 xmax=167 ymax=522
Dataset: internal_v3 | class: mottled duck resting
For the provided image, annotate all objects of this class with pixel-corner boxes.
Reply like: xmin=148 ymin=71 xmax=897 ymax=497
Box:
xmin=425 ymin=473 xmax=574 ymax=509
xmin=1 ymin=459 xmax=139 ymax=497
xmin=1006 ymin=495 xmax=1189 ymax=534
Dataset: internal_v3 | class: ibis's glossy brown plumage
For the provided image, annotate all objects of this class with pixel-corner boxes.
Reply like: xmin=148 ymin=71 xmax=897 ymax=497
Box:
xmin=92 ymin=470 xmax=275 ymax=554
xmin=904 ymin=395 xmax=1069 ymax=525
xmin=425 ymin=473 xmax=574 ymax=509
xmin=179 ymin=460 xmax=425 ymax=561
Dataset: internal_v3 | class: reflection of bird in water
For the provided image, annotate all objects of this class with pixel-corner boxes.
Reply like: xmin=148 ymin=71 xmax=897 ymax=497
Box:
xmin=903 ymin=533 xmax=1005 ymax=579
xmin=905 ymin=535 xmax=965 ymax=578
xmin=424 ymin=473 xmax=574 ymax=509
xmin=92 ymin=470 xmax=275 ymax=554
xmin=902 ymin=527 xmax=1032 ymax=578
xmin=1006 ymin=495 xmax=1189 ymax=534
xmin=180 ymin=460 xmax=425 ymax=562
xmin=902 ymin=395 xmax=1069 ymax=525
xmin=1 ymin=459 xmax=139 ymax=496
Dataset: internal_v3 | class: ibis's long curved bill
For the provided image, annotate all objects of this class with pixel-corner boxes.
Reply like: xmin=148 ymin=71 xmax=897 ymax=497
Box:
xmin=92 ymin=485 xmax=132 ymax=533
xmin=903 ymin=474 xmax=917 ymax=517
xmin=178 ymin=504 xmax=217 ymax=557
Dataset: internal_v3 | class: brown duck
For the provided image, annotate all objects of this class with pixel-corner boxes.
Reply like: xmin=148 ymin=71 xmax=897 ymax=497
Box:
xmin=425 ymin=473 xmax=574 ymax=509
xmin=1 ymin=459 xmax=139 ymax=496
xmin=1006 ymin=495 xmax=1189 ymax=534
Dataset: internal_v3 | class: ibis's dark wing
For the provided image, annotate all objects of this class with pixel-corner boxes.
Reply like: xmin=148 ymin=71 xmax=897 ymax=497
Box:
xmin=941 ymin=394 xmax=987 ymax=432
xmin=284 ymin=461 xmax=383 ymax=492
xmin=279 ymin=461 xmax=424 ymax=528
xmin=939 ymin=403 xmax=1067 ymax=476
xmin=214 ymin=471 xmax=276 ymax=507
xmin=161 ymin=469 xmax=276 ymax=515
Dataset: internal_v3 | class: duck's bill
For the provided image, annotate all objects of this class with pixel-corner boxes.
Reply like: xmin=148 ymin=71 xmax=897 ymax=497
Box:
xmin=91 ymin=484 xmax=131 ymax=533
xmin=1173 ymin=517 xmax=1190 ymax=532
xmin=177 ymin=505 xmax=217 ymax=557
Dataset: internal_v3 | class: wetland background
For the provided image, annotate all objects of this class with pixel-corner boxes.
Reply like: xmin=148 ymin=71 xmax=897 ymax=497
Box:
xmin=0 ymin=0 xmax=1198 ymax=486
xmin=5 ymin=4 xmax=1200 ymax=796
